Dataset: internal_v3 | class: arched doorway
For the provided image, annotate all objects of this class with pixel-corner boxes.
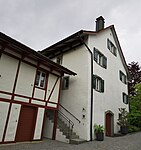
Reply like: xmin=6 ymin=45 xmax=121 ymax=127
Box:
xmin=105 ymin=111 xmax=114 ymax=136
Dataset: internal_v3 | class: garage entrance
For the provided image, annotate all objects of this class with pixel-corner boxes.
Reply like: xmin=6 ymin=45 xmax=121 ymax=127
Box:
xmin=16 ymin=105 xmax=37 ymax=142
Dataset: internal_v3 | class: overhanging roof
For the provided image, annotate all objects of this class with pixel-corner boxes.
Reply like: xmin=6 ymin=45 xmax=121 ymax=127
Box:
xmin=41 ymin=26 xmax=129 ymax=76
xmin=0 ymin=32 xmax=76 ymax=76
xmin=41 ymin=30 xmax=89 ymax=59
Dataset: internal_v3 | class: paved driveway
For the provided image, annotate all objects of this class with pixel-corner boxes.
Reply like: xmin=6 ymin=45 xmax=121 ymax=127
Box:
xmin=0 ymin=132 xmax=141 ymax=150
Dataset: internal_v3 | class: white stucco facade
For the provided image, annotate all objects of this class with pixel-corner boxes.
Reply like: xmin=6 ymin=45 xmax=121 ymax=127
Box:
xmin=51 ymin=27 xmax=129 ymax=141
xmin=88 ymin=28 xmax=128 ymax=136
xmin=58 ymin=45 xmax=91 ymax=141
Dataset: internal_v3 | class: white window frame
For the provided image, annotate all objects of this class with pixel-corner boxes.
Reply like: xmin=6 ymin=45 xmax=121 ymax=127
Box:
xmin=107 ymin=39 xmax=117 ymax=56
xmin=123 ymin=92 xmax=128 ymax=104
xmin=119 ymin=70 xmax=127 ymax=84
xmin=35 ymin=71 xmax=46 ymax=88
xmin=93 ymin=48 xmax=107 ymax=69
xmin=93 ymin=75 xmax=104 ymax=93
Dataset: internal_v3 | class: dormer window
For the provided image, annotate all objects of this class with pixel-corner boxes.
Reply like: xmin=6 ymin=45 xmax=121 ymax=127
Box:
xmin=107 ymin=39 xmax=117 ymax=56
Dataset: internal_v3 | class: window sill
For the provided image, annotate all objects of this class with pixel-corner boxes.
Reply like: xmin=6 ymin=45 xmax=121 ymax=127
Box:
xmin=35 ymin=86 xmax=45 ymax=90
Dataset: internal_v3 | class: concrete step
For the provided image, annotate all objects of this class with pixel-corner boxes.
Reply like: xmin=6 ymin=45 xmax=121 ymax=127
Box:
xmin=70 ymin=138 xmax=87 ymax=144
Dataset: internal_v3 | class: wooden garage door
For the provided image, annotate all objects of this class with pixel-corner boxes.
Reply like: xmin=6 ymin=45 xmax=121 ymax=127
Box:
xmin=16 ymin=105 xmax=37 ymax=142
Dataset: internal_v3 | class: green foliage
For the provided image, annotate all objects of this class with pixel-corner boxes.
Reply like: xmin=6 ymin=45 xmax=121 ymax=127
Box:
xmin=128 ymin=125 xmax=140 ymax=133
xmin=128 ymin=84 xmax=141 ymax=132
xmin=94 ymin=124 xmax=104 ymax=133
xmin=128 ymin=62 xmax=141 ymax=96
xmin=117 ymin=108 xmax=129 ymax=126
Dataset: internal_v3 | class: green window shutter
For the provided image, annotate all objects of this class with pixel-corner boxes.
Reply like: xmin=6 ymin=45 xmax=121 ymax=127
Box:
xmin=113 ymin=46 xmax=117 ymax=56
xmin=94 ymin=48 xmax=98 ymax=61
xmin=122 ymin=92 xmax=128 ymax=104
xmin=119 ymin=70 xmax=122 ymax=81
xmin=103 ymin=56 xmax=107 ymax=69
xmin=62 ymin=76 xmax=69 ymax=90
xmin=101 ymin=79 xmax=104 ymax=92
xmin=107 ymin=39 xmax=110 ymax=50
xmin=92 ymin=75 xmax=96 ymax=89
xmin=124 ymin=75 xmax=127 ymax=84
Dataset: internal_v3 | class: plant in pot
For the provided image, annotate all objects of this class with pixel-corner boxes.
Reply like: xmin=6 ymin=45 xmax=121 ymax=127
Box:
xmin=117 ymin=108 xmax=129 ymax=134
xmin=94 ymin=124 xmax=104 ymax=141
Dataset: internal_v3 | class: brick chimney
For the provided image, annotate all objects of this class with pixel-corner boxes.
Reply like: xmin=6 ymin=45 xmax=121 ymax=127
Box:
xmin=95 ymin=16 xmax=105 ymax=32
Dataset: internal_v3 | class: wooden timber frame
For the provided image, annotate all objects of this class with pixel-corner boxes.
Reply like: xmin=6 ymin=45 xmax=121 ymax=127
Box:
xmin=0 ymin=32 xmax=76 ymax=144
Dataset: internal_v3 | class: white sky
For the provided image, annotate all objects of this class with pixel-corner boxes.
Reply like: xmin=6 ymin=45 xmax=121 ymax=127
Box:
xmin=0 ymin=0 xmax=141 ymax=65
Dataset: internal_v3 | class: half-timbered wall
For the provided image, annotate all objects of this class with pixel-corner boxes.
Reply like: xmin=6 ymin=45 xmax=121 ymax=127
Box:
xmin=0 ymin=47 xmax=62 ymax=143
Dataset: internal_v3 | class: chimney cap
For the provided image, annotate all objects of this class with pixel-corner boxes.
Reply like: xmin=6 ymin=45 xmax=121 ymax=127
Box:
xmin=95 ymin=16 xmax=105 ymax=32
xmin=96 ymin=16 xmax=105 ymax=22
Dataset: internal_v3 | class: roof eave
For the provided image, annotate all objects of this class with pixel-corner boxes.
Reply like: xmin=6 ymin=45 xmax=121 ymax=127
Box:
xmin=0 ymin=32 xmax=76 ymax=76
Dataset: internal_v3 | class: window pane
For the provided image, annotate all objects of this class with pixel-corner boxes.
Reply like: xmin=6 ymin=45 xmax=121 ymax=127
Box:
xmin=40 ymin=72 xmax=46 ymax=87
xmin=35 ymin=71 xmax=46 ymax=88
xmin=93 ymin=75 xmax=104 ymax=93
xmin=123 ymin=93 xmax=128 ymax=104
xmin=35 ymin=71 xmax=40 ymax=86
xmin=107 ymin=39 xmax=117 ymax=56
xmin=94 ymin=48 xmax=98 ymax=61
xmin=62 ymin=76 xmax=69 ymax=90
xmin=56 ymin=55 xmax=63 ymax=65
xmin=103 ymin=56 xmax=107 ymax=69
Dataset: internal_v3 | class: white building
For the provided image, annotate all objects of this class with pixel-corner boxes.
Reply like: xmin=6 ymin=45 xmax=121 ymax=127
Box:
xmin=41 ymin=16 xmax=129 ymax=142
xmin=0 ymin=32 xmax=76 ymax=144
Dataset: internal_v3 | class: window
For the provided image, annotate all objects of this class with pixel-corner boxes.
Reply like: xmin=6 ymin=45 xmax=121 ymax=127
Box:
xmin=107 ymin=39 xmax=117 ymax=56
xmin=93 ymin=75 xmax=104 ymax=93
xmin=119 ymin=70 xmax=127 ymax=84
xmin=123 ymin=92 xmax=129 ymax=104
xmin=94 ymin=48 xmax=107 ymax=69
xmin=35 ymin=71 xmax=46 ymax=88
xmin=62 ymin=76 xmax=69 ymax=90
xmin=56 ymin=55 xmax=63 ymax=65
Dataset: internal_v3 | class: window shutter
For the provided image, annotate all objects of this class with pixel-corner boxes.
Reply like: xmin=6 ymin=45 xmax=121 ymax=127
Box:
xmin=124 ymin=76 xmax=127 ymax=84
xmin=114 ymin=47 xmax=117 ymax=56
xmin=101 ymin=79 xmax=104 ymax=92
xmin=92 ymin=75 xmax=96 ymax=89
xmin=94 ymin=48 xmax=98 ymax=61
xmin=107 ymin=39 xmax=110 ymax=50
xmin=103 ymin=56 xmax=107 ymax=69
xmin=119 ymin=70 xmax=122 ymax=81
xmin=62 ymin=76 xmax=69 ymax=90
xmin=123 ymin=93 xmax=128 ymax=104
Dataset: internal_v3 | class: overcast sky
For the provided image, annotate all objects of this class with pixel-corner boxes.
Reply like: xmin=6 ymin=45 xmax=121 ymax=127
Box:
xmin=0 ymin=0 xmax=141 ymax=65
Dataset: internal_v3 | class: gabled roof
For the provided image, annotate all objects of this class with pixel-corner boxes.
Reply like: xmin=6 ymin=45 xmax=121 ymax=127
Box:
xmin=0 ymin=32 xmax=76 ymax=76
xmin=41 ymin=25 xmax=113 ymax=58
xmin=41 ymin=25 xmax=129 ymax=76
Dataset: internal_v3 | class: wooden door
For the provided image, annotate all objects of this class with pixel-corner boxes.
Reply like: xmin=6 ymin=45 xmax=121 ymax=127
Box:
xmin=16 ymin=105 xmax=37 ymax=142
xmin=106 ymin=113 xmax=112 ymax=136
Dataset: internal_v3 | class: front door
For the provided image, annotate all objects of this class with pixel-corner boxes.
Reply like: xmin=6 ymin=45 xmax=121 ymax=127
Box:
xmin=16 ymin=105 xmax=37 ymax=142
xmin=105 ymin=112 xmax=113 ymax=136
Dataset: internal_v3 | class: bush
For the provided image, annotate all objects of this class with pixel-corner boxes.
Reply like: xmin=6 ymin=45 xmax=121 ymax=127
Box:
xmin=128 ymin=125 xmax=141 ymax=133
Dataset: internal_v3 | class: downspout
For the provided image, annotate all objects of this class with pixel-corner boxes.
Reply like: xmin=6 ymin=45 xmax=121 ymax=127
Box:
xmin=79 ymin=35 xmax=93 ymax=141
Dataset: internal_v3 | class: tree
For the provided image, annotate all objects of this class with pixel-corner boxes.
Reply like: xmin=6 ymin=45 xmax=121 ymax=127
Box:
xmin=128 ymin=62 xmax=141 ymax=96
xmin=128 ymin=84 xmax=141 ymax=132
